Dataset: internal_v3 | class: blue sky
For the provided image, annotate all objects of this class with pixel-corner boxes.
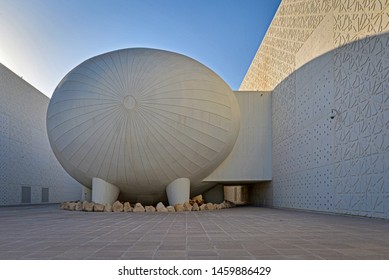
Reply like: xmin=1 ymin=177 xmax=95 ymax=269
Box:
xmin=0 ymin=0 xmax=281 ymax=97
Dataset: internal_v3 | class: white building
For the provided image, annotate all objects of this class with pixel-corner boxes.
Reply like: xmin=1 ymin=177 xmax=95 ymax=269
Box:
xmin=1 ymin=0 xmax=388 ymax=219
xmin=241 ymin=0 xmax=389 ymax=219
xmin=0 ymin=63 xmax=82 ymax=205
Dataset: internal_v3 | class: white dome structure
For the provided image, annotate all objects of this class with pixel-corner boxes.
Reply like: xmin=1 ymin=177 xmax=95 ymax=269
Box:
xmin=47 ymin=48 xmax=240 ymax=204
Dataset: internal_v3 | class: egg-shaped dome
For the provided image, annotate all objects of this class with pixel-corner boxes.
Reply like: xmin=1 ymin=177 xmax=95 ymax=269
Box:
xmin=47 ymin=48 xmax=240 ymax=203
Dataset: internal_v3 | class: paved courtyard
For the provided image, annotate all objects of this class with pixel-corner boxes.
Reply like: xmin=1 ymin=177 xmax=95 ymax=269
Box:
xmin=0 ymin=204 xmax=388 ymax=260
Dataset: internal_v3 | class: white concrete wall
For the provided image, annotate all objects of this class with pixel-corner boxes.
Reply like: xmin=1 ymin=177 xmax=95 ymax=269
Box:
xmin=240 ymin=0 xmax=389 ymax=219
xmin=269 ymin=33 xmax=389 ymax=218
xmin=271 ymin=50 xmax=336 ymax=213
xmin=205 ymin=91 xmax=272 ymax=182
xmin=0 ymin=63 xmax=82 ymax=205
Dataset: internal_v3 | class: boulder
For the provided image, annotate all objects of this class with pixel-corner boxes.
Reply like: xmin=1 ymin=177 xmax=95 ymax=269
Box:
xmin=63 ymin=202 xmax=72 ymax=210
xmin=206 ymin=203 xmax=215 ymax=210
xmin=123 ymin=202 xmax=133 ymax=212
xmin=156 ymin=202 xmax=168 ymax=212
xmin=71 ymin=202 xmax=79 ymax=210
xmin=112 ymin=201 xmax=124 ymax=212
xmin=199 ymin=204 xmax=207 ymax=211
xmin=191 ymin=194 xmax=205 ymax=205
xmin=191 ymin=194 xmax=203 ymax=201
xmin=215 ymin=204 xmax=222 ymax=210
xmin=75 ymin=201 xmax=83 ymax=211
xmin=133 ymin=203 xmax=145 ymax=212
xmin=104 ymin=203 xmax=112 ymax=212
xmin=192 ymin=202 xmax=199 ymax=211
xmin=145 ymin=206 xmax=156 ymax=212
xmin=83 ymin=201 xmax=94 ymax=212
xmin=192 ymin=202 xmax=200 ymax=211
xmin=166 ymin=206 xmax=175 ymax=212
xmin=61 ymin=202 xmax=70 ymax=210
xmin=174 ymin=203 xmax=184 ymax=212
xmin=93 ymin=203 xmax=105 ymax=212
xmin=183 ymin=201 xmax=192 ymax=211
xmin=222 ymin=200 xmax=235 ymax=208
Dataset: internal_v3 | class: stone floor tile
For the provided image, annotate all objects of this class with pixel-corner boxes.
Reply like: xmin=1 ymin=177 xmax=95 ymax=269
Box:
xmin=22 ymin=251 xmax=63 ymax=259
xmin=187 ymin=243 xmax=214 ymax=250
xmin=0 ymin=204 xmax=388 ymax=260
xmin=220 ymin=256 xmax=256 ymax=260
xmin=216 ymin=249 xmax=252 ymax=257
xmin=154 ymin=250 xmax=186 ymax=257
xmin=158 ymin=244 xmax=186 ymax=250
xmin=307 ymin=249 xmax=351 ymax=260
xmin=213 ymin=241 xmax=244 ymax=249
xmin=188 ymin=250 xmax=219 ymax=257
xmin=121 ymin=251 xmax=156 ymax=258
xmin=187 ymin=256 xmax=220 ymax=260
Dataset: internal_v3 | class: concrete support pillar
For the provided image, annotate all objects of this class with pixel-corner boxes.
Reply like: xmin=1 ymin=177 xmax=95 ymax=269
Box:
xmin=166 ymin=178 xmax=190 ymax=206
xmin=92 ymin=177 xmax=120 ymax=204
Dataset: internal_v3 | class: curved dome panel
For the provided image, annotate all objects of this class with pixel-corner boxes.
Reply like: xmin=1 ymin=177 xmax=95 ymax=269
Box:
xmin=47 ymin=48 xmax=240 ymax=202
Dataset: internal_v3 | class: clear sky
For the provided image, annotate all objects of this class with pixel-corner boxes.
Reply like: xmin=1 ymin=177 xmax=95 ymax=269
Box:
xmin=0 ymin=0 xmax=281 ymax=97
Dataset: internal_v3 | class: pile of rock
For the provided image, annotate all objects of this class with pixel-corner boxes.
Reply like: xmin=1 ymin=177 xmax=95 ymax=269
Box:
xmin=60 ymin=199 xmax=235 ymax=213
xmin=189 ymin=195 xmax=205 ymax=206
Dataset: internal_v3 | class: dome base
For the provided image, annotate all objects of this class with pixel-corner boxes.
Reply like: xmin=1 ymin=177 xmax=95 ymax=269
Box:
xmin=166 ymin=178 xmax=190 ymax=206
xmin=92 ymin=177 xmax=120 ymax=205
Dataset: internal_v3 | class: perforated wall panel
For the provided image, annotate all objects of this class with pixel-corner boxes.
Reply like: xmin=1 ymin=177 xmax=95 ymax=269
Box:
xmin=241 ymin=0 xmax=389 ymax=219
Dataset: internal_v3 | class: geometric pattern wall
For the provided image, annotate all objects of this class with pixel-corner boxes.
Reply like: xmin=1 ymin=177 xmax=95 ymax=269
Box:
xmin=272 ymin=51 xmax=336 ymax=213
xmin=0 ymin=63 xmax=82 ymax=205
xmin=241 ymin=0 xmax=389 ymax=218
xmin=333 ymin=34 xmax=389 ymax=218
xmin=240 ymin=0 xmax=333 ymax=91
xmin=241 ymin=0 xmax=389 ymax=91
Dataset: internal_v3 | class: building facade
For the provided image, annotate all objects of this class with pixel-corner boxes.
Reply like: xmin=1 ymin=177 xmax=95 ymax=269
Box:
xmin=1 ymin=0 xmax=388 ymax=219
xmin=241 ymin=0 xmax=389 ymax=218
xmin=0 ymin=63 xmax=82 ymax=205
